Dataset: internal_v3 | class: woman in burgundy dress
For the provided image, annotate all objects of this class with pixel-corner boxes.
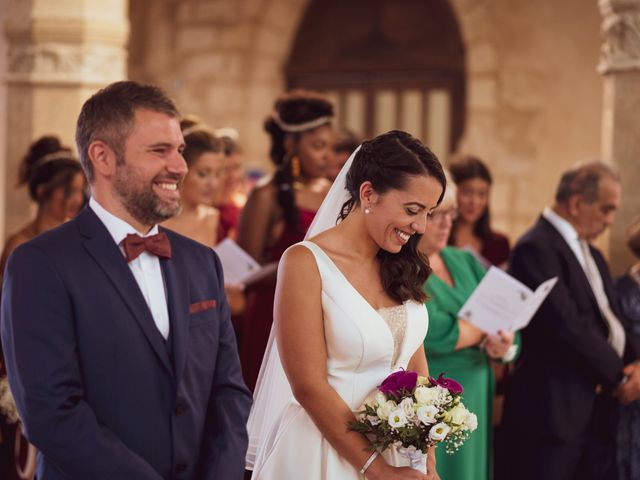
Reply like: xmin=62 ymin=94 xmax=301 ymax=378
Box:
xmin=448 ymin=155 xmax=510 ymax=269
xmin=237 ymin=91 xmax=335 ymax=391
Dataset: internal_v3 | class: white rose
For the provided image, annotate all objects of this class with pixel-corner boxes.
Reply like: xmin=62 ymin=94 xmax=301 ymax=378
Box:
xmin=374 ymin=392 xmax=388 ymax=407
xmin=376 ymin=400 xmax=397 ymax=420
xmin=387 ymin=408 xmax=408 ymax=428
xmin=417 ymin=405 xmax=439 ymax=425
xmin=428 ymin=422 xmax=451 ymax=442
xmin=399 ymin=397 xmax=416 ymax=420
xmin=446 ymin=405 xmax=468 ymax=426
xmin=414 ymin=386 xmax=439 ymax=405
xmin=464 ymin=412 xmax=478 ymax=431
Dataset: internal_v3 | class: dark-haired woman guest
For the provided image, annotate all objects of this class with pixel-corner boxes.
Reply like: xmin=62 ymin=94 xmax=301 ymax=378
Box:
xmin=237 ymin=90 xmax=335 ymax=391
xmin=0 ymin=135 xmax=85 ymax=480
xmin=448 ymin=155 xmax=513 ymax=479
xmin=162 ymin=119 xmax=225 ymax=248
xmin=0 ymin=136 xmax=86 ymax=278
xmin=448 ymin=155 xmax=510 ymax=269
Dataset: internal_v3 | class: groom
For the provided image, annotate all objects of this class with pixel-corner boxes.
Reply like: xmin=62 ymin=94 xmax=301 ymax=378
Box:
xmin=0 ymin=81 xmax=252 ymax=479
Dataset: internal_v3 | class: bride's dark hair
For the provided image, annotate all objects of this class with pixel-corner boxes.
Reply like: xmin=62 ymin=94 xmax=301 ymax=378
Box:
xmin=339 ymin=130 xmax=446 ymax=303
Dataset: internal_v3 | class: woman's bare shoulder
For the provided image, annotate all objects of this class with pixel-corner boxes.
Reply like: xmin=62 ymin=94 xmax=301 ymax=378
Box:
xmin=280 ymin=243 xmax=320 ymax=279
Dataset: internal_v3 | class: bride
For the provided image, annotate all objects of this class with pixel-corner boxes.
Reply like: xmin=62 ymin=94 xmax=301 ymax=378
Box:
xmin=247 ymin=130 xmax=446 ymax=479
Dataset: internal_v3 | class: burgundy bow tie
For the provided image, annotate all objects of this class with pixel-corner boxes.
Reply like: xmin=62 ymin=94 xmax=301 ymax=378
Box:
xmin=121 ymin=232 xmax=172 ymax=262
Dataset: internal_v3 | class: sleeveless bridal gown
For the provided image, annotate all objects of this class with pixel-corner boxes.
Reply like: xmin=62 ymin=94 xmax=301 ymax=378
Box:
xmin=251 ymin=241 xmax=429 ymax=479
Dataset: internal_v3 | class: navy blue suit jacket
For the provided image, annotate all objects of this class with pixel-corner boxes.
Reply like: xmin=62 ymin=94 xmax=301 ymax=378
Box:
xmin=503 ymin=216 xmax=640 ymax=440
xmin=0 ymin=207 xmax=252 ymax=479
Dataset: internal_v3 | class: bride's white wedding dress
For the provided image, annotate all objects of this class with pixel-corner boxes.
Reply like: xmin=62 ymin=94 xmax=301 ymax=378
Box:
xmin=250 ymin=240 xmax=429 ymax=479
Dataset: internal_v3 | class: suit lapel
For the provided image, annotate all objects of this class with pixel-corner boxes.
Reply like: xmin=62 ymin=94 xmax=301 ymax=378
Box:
xmin=76 ymin=208 xmax=174 ymax=378
xmin=539 ymin=217 xmax=602 ymax=314
xmin=159 ymin=233 xmax=190 ymax=385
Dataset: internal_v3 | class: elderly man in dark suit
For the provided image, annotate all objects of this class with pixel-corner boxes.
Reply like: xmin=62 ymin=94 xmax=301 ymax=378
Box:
xmin=503 ymin=162 xmax=640 ymax=480
xmin=0 ymin=81 xmax=252 ymax=480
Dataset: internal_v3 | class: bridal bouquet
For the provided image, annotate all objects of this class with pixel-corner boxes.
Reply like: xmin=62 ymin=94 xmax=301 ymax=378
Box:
xmin=349 ymin=370 xmax=477 ymax=471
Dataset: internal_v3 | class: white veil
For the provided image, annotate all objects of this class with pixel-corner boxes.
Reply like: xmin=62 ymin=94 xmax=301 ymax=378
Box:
xmin=245 ymin=146 xmax=361 ymax=470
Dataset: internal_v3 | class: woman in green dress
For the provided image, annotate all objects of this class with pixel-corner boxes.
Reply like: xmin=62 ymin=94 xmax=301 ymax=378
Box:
xmin=418 ymin=180 xmax=517 ymax=480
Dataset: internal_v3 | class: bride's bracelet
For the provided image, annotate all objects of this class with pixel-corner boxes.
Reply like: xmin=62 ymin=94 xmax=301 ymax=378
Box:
xmin=359 ymin=451 xmax=380 ymax=475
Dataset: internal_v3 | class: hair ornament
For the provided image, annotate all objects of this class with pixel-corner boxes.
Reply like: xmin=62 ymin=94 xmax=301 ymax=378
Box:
xmin=214 ymin=127 xmax=239 ymax=140
xmin=181 ymin=124 xmax=216 ymax=137
xmin=33 ymin=150 xmax=78 ymax=169
xmin=271 ymin=111 xmax=333 ymax=133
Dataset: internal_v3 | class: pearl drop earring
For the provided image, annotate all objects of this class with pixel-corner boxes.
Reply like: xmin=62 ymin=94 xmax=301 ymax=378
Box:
xmin=364 ymin=206 xmax=371 ymax=214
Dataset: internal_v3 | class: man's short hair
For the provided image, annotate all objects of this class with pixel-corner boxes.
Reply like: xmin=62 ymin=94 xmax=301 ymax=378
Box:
xmin=555 ymin=161 xmax=620 ymax=204
xmin=75 ymin=81 xmax=179 ymax=183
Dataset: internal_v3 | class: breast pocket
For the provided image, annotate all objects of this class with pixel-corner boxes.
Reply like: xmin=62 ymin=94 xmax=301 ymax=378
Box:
xmin=189 ymin=299 xmax=217 ymax=327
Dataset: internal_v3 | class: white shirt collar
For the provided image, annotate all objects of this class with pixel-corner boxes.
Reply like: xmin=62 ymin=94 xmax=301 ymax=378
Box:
xmin=89 ymin=197 xmax=159 ymax=248
xmin=542 ymin=206 xmax=586 ymax=266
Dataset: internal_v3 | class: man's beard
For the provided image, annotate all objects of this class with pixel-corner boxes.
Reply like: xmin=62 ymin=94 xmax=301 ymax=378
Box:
xmin=113 ymin=162 xmax=182 ymax=227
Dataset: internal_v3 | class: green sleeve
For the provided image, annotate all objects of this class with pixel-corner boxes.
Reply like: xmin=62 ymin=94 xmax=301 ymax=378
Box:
xmin=424 ymin=292 xmax=460 ymax=356
xmin=465 ymin=251 xmax=487 ymax=283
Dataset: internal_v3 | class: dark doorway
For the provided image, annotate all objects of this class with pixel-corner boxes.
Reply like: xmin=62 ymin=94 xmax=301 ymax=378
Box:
xmin=287 ymin=0 xmax=466 ymax=157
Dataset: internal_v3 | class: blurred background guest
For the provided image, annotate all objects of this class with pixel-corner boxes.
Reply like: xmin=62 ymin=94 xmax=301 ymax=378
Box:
xmin=448 ymin=154 xmax=513 ymax=480
xmin=0 ymin=135 xmax=86 ymax=480
xmin=236 ymin=90 xmax=335 ymax=391
xmin=162 ymin=118 xmax=225 ymax=248
xmin=449 ymin=155 xmax=510 ymax=269
xmin=215 ymin=128 xmax=247 ymax=243
xmin=0 ymin=136 xmax=86 ymax=277
xmin=503 ymin=162 xmax=640 ymax=480
xmin=616 ymin=216 xmax=640 ymax=480
xmin=327 ymin=127 xmax=359 ymax=181
xmin=418 ymin=176 xmax=516 ymax=480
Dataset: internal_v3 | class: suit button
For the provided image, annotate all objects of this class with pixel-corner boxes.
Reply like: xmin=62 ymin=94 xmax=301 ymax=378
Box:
xmin=175 ymin=463 xmax=187 ymax=473
xmin=174 ymin=403 xmax=186 ymax=416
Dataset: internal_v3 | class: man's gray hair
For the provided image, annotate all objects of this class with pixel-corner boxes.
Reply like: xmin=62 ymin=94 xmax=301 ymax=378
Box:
xmin=555 ymin=161 xmax=620 ymax=204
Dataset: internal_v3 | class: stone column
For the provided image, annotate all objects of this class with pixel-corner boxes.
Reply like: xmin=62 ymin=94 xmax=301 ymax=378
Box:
xmin=2 ymin=0 xmax=128 ymax=238
xmin=599 ymin=0 xmax=640 ymax=274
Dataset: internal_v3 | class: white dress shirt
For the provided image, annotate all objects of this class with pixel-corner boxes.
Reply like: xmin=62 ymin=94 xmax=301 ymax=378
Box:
xmin=89 ymin=197 xmax=170 ymax=339
xmin=543 ymin=207 xmax=625 ymax=356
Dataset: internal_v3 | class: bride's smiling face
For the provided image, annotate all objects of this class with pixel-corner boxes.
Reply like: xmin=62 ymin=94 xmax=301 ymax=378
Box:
xmin=363 ymin=174 xmax=443 ymax=253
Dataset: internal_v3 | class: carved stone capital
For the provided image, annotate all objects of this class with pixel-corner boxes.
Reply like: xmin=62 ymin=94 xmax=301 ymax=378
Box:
xmin=598 ymin=0 xmax=640 ymax=73
xmin=5 ymin=42 xmax=127 ymax=86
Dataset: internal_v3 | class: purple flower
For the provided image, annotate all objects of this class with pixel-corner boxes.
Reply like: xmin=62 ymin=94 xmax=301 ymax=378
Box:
xmin=428 ymin=372 xmax=464 ymax=395
xmin=378 ymin=370 xmax=418 ymax=396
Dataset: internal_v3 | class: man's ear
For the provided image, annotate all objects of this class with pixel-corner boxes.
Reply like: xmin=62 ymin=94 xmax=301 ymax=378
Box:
xmin=88 ymin=140 xmax=117 ymax=177
xmin=567 ymin=194 xmax=582 ymax=217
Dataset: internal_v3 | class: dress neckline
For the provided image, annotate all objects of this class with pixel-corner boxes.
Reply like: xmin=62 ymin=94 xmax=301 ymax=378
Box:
xmin=300 ymin=240 xmax=405 ymax=314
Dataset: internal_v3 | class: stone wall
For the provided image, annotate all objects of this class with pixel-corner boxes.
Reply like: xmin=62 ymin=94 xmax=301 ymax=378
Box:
xmin=0 ymin=0 xmax=7 ymax=242
xmin=450 ymin=0 xmax=604 ymax=245
xmin=129 ymin=0 xmax=608 ymax=254
xmin=129 ymin=0 xmax=304 ymax=173
xmin=2 ymin=0 xmax=129 ymax=238
xmin=2 ymin=0 xmax=632 ymax=269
